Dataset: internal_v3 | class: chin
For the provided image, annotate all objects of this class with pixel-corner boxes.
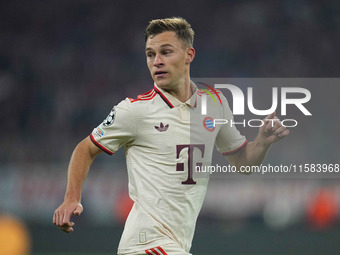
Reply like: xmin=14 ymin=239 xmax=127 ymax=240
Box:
xmin=155 ymin=79 xmax=170 ymax=89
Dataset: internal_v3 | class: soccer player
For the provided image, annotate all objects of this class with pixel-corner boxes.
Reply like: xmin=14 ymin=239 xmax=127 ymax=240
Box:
xmin=53 ymin=17 xmax=289 ymax=255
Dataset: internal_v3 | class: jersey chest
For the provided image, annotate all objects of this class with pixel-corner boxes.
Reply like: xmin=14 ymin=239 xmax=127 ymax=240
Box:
xmin=132 ymin=104 xmax=221 ymax=149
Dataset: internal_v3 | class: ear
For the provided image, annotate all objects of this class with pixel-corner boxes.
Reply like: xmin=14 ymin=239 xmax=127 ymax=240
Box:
xmin=185 ymin=47 xmax=195 ymax=64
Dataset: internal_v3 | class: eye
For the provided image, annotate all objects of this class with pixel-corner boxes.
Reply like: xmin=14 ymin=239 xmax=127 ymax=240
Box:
xmin=146 ymin=52 xmax=155 ymax=58
xmin=163 ymin=50 xmax=172 ymax=55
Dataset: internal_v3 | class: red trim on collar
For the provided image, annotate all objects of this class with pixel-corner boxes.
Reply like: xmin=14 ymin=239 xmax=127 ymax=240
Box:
xmin=153 ymin=86 xmax=174 ymax=109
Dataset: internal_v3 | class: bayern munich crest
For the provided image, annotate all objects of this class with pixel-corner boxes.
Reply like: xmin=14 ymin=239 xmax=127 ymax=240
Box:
xmin=103 ymin=107 xmax=115 ymax=126
xmin=203 ymin=117 xmax=215 ymax=132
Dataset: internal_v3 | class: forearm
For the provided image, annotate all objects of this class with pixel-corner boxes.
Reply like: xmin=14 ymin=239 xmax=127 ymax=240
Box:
xmin=227 ymin=113 xmax=289 ymax=171
xmin=226 ymin=137 xmax=271 ymax=173
xmin=238 ymin=138 xmax=271 ymax=167
xmin=64 ymin=137 xmax=99 ymax=202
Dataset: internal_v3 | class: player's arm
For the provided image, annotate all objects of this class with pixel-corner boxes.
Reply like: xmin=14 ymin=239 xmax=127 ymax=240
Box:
xmin=226 ymin=112 xmax=289 ymax=174
xmin=53 ymin=136 xmax=103 ymax=233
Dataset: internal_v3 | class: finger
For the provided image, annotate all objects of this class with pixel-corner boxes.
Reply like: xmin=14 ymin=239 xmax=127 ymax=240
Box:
xmin=59 ymin=221 xmax=75 ymax=232
xmin=73 ymin=204 xmax=83 ymax=216
xmin=66 ymin=227 xmax=74 ymax=233
xmin=56 ymin=210 xmax=61 ymax=226
xmin=265 ymin=111 xmax=276 ymax=121
xmin=63 ymin=209 xmax=73 ymax=225
xmin=59 ymin=209 xmax=68 ymax=226
xmin=264 ymin=118 xmax=276 ymax=132
xmin=53 ymin=211 xmax=59 ymax=225
xmin=274 ymin=126 xmax=286 ymax=135
xmin=59 ymin=210 xmax=65 ymax=226
xmin=63 ymin=221 xmax=75 ymax=227
xmin=266 ymin=117 xmax=283 ymax=133
xmin=60 ymin=224 xmax=74 ymax=233
xmin=271 ymin=120 xmax=284 ymax=132
xmin=277 ymin=129 xmax=290 ymax=138
xmin=66 ymin=222 xmax=75 ymax=233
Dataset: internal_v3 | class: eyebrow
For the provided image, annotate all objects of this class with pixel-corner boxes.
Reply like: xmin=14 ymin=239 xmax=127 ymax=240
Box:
xmin=145 ymin=43 xmax=175 ymax=52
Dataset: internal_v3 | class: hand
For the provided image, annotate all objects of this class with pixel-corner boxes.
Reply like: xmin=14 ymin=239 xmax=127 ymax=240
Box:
xmin=257 ymin=112 xmax=290 ymax=146
xmin=53 ymin=200 xmax=83 ymax=233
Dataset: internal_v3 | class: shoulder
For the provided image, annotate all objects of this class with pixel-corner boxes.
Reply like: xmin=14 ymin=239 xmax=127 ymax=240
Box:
xmin=111 ymin=88 xmax=157 ymax=113
xmin=128 ymin=88 xmax=157 ymax=104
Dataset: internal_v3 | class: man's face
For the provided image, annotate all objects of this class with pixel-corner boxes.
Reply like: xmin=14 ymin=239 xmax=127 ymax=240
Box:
xmin=145 ymin=31 xmax=194 ymax=90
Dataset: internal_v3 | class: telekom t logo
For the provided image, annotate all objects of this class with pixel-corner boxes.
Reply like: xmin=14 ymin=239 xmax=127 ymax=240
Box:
xmin=201 ymin=84 xmax=312 ymax=116
xmin=176 ymin=144 xmax=205 ymax=185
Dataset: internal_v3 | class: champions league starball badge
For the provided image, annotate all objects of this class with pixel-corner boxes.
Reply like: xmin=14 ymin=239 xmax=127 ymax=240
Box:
xmin=103 ymin=107 xmax=115 ymax=126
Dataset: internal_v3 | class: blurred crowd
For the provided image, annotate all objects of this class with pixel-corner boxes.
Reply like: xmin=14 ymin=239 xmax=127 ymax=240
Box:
xmin=1 ymin=0 xmax=339 ymax=164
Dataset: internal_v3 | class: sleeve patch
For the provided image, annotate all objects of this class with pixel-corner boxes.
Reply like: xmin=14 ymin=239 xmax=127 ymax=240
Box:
xmin=103 ymin=107 xmax=115 ymax=126
xmin=94 ymin=127 xmax=105 ymax=137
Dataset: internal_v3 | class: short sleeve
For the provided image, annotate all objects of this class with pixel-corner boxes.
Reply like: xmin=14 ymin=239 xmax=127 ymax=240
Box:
xmin=215 ymin=95 xmax=247 ymax=155
xmin=90 ymin=98 xmax=136 ymax=155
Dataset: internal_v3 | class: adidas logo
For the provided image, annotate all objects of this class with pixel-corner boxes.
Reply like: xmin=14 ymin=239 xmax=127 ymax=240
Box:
xmin=155 ymin=122 xmax=169 ymax=132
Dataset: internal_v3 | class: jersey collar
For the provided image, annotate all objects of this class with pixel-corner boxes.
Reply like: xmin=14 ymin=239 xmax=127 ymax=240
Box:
xmin=153 ymin=81 xmax=198 ymax=109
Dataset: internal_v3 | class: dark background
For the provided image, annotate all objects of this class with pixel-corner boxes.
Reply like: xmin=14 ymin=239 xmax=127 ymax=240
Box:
xmin=0 ymin=0 xmax=339 ymax=254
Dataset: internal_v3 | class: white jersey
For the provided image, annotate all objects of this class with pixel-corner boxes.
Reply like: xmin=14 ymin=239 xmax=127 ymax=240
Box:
xmin=90 ymin=82 xmax=247 ymax=254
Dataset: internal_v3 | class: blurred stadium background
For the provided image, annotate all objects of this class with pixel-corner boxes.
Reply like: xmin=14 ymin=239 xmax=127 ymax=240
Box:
xmin=1 ymin=0 xmax=340 ymax=254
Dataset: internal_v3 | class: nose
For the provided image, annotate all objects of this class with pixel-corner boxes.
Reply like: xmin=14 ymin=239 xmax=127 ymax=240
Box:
xmin=153 ymin=54 xmax=164 ymax=67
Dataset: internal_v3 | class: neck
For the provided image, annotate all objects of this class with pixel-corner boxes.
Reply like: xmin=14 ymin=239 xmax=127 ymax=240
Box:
xmin=164 ymin=76 xmax=192 ymax=103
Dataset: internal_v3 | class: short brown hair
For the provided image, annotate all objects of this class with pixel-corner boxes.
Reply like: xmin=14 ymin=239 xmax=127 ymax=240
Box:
xmin=144 ymin=17 xmax=195 ymax=47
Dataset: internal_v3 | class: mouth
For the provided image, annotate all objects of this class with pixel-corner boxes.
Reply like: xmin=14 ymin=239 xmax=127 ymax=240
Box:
xmin=154 ymin=71 xmax=168 ymax=78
